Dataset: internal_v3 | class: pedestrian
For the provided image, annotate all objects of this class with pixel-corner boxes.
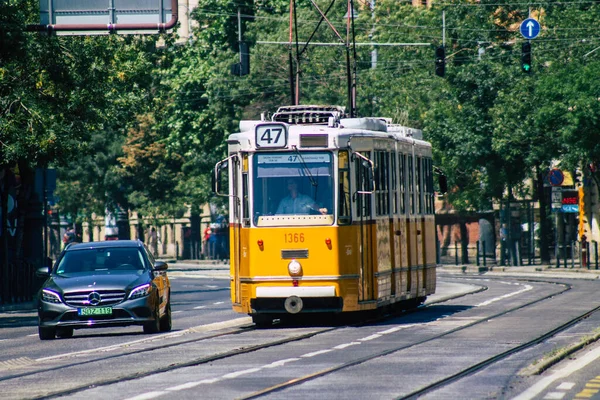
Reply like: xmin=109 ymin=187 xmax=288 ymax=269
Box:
xmin=62 ymin=227 xmax=78 ymax=248
xmin=203 ymin=225 xmax=212 ymax=259
xmin=149 ymin=227 xmax=158 ymax=257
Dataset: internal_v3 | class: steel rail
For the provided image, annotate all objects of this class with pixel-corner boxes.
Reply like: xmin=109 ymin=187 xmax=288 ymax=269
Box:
xmin=239 ymin=278 xmax=574 ymax=400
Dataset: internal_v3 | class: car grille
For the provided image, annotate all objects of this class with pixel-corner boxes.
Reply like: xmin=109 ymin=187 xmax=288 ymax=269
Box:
xmin=63 ymin=290 xmax=127 ymax=307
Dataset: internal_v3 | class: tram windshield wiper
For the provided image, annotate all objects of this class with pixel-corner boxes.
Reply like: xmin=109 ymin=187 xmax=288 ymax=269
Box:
xmin=292 ymin=146 xmax=318 ymax=187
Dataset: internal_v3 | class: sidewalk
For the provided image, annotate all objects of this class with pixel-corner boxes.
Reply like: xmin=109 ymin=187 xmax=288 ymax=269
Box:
xmin=439 ymin=263 xmax=600 ymax=279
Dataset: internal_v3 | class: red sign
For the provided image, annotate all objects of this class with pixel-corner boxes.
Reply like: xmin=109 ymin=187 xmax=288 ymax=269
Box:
xmin=562 ymin=191 xmax=578 ymax=205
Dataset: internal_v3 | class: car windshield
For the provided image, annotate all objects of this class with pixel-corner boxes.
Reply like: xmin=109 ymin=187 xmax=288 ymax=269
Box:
xmin=56 ymin=248 xmax=146 ymax=274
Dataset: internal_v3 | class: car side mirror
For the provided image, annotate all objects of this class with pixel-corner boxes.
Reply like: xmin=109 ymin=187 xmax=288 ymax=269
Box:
xmin=153 ymin=261 xmax=168 ymax=271
xmin=36 ymin=266 xmax=50 ymax=278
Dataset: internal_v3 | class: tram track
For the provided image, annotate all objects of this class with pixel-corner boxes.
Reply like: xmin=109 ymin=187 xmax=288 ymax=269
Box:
xmin=17 ymin=280 xmax=487 ymax=399
xmin=238 ymin=277 xmax=578 ymax=399
xmin=6 ymin=276 xmax=574 ymax=400
xmin=19 ymin=323 xmax=339 ymax=399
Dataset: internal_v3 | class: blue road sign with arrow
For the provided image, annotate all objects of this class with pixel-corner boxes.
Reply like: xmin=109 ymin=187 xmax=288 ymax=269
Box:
xmin=520 ymin=18 xmax=540 ymax=40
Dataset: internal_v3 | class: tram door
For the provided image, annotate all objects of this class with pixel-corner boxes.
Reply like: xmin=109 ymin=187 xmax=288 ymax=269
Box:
xmin=231 ymin=155 xmax=243 ymax=305
xmin=355 ymin=152 xmax=375 ymax=302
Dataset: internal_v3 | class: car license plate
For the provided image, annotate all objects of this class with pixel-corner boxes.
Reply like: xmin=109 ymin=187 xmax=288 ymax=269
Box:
xmin=78 ymin=307 xmax=112 ymax=316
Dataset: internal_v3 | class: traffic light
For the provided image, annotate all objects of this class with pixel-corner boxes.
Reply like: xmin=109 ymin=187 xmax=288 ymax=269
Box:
xmin=240 ymin=41 xmax=250 ymax=76
xmin=521 ymin=42 xmax=532 ymax=73
xmin=230 ymin=41 xmax=250 ymax=76
xmin=435 ymin=46 xmax=445 ymax=77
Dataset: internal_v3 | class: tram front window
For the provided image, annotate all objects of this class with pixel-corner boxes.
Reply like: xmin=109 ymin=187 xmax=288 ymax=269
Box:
xmin=253 ymin=152 xmax=334 ymax=226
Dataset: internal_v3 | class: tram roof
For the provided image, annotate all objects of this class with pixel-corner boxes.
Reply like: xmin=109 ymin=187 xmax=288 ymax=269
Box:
xmin=227 ymin=105 xmax=431 ymax=152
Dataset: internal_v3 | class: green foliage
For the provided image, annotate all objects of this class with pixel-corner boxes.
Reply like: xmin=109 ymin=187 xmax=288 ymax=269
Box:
xmin=5 ymin=0 xmax=600 ymax=220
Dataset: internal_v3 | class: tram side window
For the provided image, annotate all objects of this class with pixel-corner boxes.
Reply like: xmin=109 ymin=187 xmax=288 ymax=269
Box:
xmin=408 ymin=155 xmax=415 ymax=214
xmin=424 ymin=158 xmax=434 ymax=214
xmin=242 ymin=173 xmax=250 ymax=226
xmin=338 ymin=151 xmax=351 ymax=224
xmin=416 ymin=157 xmax=422 ymax=215
xmin=354 ymin=151 xmax=372 ymax=218
xmin=399 ymin=153 xmax=406 ymax=214
xmin=375 ymin=151 xmax=390 ymax=216
xmin=391 ymin=154 xmax=398 ymax=215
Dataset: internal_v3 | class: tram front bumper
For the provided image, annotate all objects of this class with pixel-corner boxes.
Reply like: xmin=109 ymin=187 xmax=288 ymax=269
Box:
xmin=251 ymin=286 xmax=342 ymax=314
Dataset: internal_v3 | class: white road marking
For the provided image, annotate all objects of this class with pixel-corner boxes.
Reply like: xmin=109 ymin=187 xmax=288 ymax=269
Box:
xmin=213 ymin=302 xmax=225 ymax=305
xmin=359 ymin=334 xmax=382 ymax=341
xmin=377 ymin=326 xmax=404 ymax=334
xmin=475 ymin=285 xmax=533 ymax=307
xmin=513 ymin=344 xmax=600 ymax=400
xmin=301 ymin=349 xmax=333 ymax=358
xmin=543 ymin=392 xmax=565 ymax=399
xmin=334 ymin=342 xmax=361 ymax=349
xmin=124 ymin=321 xmax=417 ymax=399
xmin=36 ymin=317 xmax=251 ymax=362
xmin=263 ymin=358 xmax=301 ymax=368
xmin=125 ymin=391 xmax=166 ymax=400
xmin=193 ymin=305 xmax=206 ymax=309
xmin=223 ymin=368 xmax=262 ymax=378
xmin=556 ymin=382 xmax=575 ymax=390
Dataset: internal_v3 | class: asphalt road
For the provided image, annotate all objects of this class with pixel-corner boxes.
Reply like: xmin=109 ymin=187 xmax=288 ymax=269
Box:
xmin=1 ymin=263 xmax=600 ymax=399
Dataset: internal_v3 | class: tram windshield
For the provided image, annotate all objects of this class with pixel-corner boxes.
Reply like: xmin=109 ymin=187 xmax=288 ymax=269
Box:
xmin=252 ymin=151 xmax=334 ymax=226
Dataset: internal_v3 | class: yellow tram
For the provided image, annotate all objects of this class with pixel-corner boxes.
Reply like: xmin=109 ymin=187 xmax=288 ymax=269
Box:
xmin=215 ymin=105 xmax=436 ymax=325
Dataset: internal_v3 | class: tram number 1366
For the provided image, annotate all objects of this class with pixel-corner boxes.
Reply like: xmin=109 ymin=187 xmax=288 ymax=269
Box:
xmin=284 ymin=233 xmax=305 ymax=243
xmin=256 ymin=124 xmax=288 ymax=148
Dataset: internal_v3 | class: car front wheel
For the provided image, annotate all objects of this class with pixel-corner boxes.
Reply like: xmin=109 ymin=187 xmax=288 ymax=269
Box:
xmin=143 ymin=300 xmax=161 ymax=334
xmin=39 ymin=326 xmax=56 ymax=340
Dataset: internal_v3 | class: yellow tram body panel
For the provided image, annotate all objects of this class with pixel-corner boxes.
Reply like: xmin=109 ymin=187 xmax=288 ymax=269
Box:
xmin=232 ymin=225 xmax=365 ymax=314
xmin=229 ymin=216 xmax=436 ymax=315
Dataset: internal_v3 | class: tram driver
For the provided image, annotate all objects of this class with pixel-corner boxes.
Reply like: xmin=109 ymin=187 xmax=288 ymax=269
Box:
xmin=276 ymin=178 xmax=328 ymax=215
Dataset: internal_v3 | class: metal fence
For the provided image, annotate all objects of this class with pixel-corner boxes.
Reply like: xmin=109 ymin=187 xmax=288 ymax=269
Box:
xmin=436 ymin=239 xmax=600 ymax=270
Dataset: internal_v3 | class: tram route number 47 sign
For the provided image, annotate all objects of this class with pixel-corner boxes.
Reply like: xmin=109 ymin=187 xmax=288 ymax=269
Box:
xmin=256 ymin=123 xmax=288 ymax=148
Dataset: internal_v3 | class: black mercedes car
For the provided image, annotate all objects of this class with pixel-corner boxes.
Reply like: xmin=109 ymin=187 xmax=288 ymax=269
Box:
xmin=37 ymin=240 xmax=171 ymax=340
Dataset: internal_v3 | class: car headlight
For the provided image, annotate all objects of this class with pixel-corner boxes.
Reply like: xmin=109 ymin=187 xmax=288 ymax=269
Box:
xmin=128 ymin=284 xmax=151 ymax=300
xmin=41 ymin=289 xmax=62 ymax=304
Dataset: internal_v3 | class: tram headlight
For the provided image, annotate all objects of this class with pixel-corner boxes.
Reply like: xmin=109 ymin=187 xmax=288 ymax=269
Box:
xmin=288 ymin=260 xmax=302 ymax=276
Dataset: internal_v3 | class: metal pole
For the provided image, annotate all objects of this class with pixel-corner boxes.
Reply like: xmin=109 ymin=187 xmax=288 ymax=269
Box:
xmin=586 ymin=241 xmax=590 ymax=269
xmin=476 ymin=240 xmax=480 ymax=266
xmin=455 ymin=241 xmax=458 ymax=265
xmin=483 ymin=241 xmax=487 ymax=267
